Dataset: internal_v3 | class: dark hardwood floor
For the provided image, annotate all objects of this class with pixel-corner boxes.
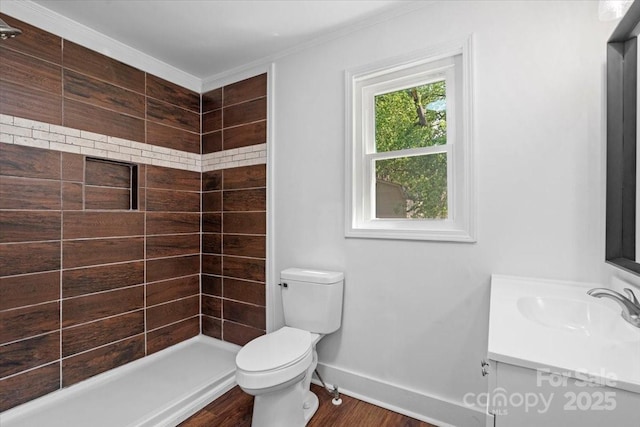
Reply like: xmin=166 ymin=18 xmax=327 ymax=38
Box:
xmin=180 ymin=383 xmax=437 ymax=427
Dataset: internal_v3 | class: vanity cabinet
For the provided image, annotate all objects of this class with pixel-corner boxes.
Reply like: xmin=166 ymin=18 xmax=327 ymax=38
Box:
xmin=484 ymin=359 xmax=640 ymax=427
xmin=487 ymin=275 xmax=640 ymax=427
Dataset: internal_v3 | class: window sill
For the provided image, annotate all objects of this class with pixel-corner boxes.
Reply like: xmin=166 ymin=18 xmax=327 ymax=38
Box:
xmin=345 ymin=225 xmax=476 ymax=242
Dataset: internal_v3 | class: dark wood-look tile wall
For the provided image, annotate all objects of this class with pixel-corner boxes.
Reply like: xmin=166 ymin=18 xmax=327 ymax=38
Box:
xmin=142 ymin=162 xmax=201 ymax=354
xmin=0 ymin=143 xmax=200 ymax=411
xmin=63 ymin=70 xmax=146 ymax=118
xmin=146 ymin=74 xmax=200 ymax=113
xmin=147 ymin=121 xmax=201 ymax=154
xmin=147 ymin=317 xmax=200 ymax=355
xmin=0 ymin=211 xmax=61 ymax=243
xmin=0 ymin=176 xmax=62 ymax=210
xmin=0 ymin=79 xmax=63 ymax=125
xmin=201 ymin=74 xmax=267 ymax=154
xmin=146 ymin=97 xmax=200 ymax=133
xmin=0 ymin=362 xmax=60 ymax=412
xmin=62 ymin=311 xmax=145 ymax=357
xmin=0 ymin=13 xmax=201 ymax=154
xmin=0 ymin=15 xmax=62 ymax=64
xmin=61 ymin=335 xmax=146 ymax=387
xmin=84 ymin=186 xmax=131 ymax=210
xmin=0 ymin=272 xmax=60 ymax=311
xmin=0 ymin=143 xmax=61 ymax=179
xmin=64 ymin=99 xmax=146 ymax=142
xmin=201 ymin=164 xmax=267 ymax=346
xmin=62 ymin=41 xmax=144 ymax=92
xmin=0 ymin=13 xmax=269 ymax=410
xmin=0 ymin=16 xmax=63 ymax=124
xmin=199 ymin=75 xmax=268 ymax=346
xmin=85 ymin=158 xmax=133 ymax=187
xmin=0 ymin=48 xmax=62 ymax=94
xmin=0 ymin=331 xmax=60 ymax=378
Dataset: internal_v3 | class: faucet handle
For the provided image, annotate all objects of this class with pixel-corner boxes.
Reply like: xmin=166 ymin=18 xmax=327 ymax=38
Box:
xmin=623 ymin=288 xmax=640 ymax=306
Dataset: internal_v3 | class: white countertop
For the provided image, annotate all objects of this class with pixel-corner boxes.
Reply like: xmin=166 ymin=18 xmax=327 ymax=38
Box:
xmin=488 ymin=275 xmax=640 ymax=394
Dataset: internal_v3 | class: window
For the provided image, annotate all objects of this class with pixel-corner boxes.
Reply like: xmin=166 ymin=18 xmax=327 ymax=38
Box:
xmin=345 ymin=37 xmax=475 ymax=241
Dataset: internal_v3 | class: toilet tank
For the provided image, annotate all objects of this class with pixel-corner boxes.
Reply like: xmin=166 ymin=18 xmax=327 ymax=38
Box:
xmin=280 ymin=268 xmax=344 ymax=334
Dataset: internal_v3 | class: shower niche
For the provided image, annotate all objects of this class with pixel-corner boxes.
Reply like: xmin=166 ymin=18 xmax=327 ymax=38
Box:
xmin=85 ymin=157 xmax=138 ymax=210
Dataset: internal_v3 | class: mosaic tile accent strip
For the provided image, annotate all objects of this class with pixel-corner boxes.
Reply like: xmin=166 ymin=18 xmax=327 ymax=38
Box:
xmin=201 ymin=144 xmax=267 ymax=172
xmin=1 ymin=114 xmax=267 ymax=173
xmin=0 ymin=114 xmax=202 ymax=172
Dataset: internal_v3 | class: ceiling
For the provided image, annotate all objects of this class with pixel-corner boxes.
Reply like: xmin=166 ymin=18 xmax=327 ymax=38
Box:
xmin=25 ymin=0 xmax=413 ymax=81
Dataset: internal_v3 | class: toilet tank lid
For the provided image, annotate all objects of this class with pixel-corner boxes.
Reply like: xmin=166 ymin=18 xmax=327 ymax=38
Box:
xmin=281 ymin=268 xmax=344 ymax=284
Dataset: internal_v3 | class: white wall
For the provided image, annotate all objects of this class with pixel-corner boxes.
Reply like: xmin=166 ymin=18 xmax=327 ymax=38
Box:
xmin=271 ymin=1 xmax=617 ymax=425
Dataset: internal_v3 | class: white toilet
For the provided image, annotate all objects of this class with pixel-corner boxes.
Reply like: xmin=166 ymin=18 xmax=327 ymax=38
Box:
xmin=235 ymin=268 xmax=344 ymax=427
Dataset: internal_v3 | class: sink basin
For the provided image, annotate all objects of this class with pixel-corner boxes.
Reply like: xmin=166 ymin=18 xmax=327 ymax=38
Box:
xmin=490 ymin=275 xmax=640 ymax=394
xmin=517 ymin=296 xmax=639 ymax=342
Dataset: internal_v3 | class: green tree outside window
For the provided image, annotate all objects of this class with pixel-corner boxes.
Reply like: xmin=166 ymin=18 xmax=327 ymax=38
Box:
xmin=374 ymin=80 xmax=448 ymax=219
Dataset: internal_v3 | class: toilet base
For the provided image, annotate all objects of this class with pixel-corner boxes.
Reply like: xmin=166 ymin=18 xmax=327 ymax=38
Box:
xmin=243 ymin=344 xmax=321 ymax=427
xmin=302 ymin=390 xmax=319 ymax=424
xmin=250 ymin=378 xmax=321 ymax=427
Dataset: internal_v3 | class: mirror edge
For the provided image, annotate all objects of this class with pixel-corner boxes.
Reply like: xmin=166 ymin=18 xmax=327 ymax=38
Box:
xmin=606 ymin=0 xmax=640 ymax=275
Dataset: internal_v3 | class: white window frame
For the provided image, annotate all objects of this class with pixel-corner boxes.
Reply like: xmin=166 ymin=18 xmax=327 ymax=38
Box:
xmin=345 ymin=36 xmax=476 ymax=242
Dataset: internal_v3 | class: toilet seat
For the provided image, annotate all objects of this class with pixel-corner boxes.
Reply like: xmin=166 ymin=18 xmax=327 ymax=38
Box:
xmin=236 ymin=327 xmax=314 ymax=391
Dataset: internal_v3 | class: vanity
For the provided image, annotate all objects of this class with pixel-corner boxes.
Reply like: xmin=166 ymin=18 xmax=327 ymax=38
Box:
xmin=481 ymin=2 xmax=640 ymax=425
xmin=484 ymin=275 xmax=640 ymax=427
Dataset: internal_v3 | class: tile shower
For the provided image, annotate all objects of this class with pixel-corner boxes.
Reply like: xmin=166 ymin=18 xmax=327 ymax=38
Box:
xmin=0 ymin=13 xmax=267 ymax=412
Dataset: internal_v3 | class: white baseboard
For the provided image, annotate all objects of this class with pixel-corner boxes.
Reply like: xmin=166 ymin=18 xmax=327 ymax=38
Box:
xmin=313 ymin=362 xmax=487 ymax=427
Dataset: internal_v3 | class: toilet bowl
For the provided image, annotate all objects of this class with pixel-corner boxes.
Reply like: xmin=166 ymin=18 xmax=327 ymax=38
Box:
xmin=236 ymin=327 xmax=322 ymax=427
xmin=235 ymin=268 xmax=344 ymax=427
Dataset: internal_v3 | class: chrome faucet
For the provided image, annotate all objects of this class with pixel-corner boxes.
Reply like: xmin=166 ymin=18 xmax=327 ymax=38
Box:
xmin=587 ymin=287 xmax=640 ymax=328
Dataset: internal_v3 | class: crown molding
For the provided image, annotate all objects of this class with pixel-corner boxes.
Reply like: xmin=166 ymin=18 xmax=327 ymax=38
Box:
xmin=2 ymin=0 xmax=434 ymax=94
xmin=0 ymin=0 xmax=202 ymax=92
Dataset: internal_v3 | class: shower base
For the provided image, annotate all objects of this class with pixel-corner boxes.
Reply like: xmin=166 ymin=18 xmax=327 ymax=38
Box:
xmin=0 ymin=335 xmax=239 ymax=427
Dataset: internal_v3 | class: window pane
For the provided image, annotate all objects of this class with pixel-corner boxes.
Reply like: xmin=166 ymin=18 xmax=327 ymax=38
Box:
xmin=375 ymin=153 xmax=448 ymax=219
xmin=374 ymin=80 xmax=447 ymax=152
